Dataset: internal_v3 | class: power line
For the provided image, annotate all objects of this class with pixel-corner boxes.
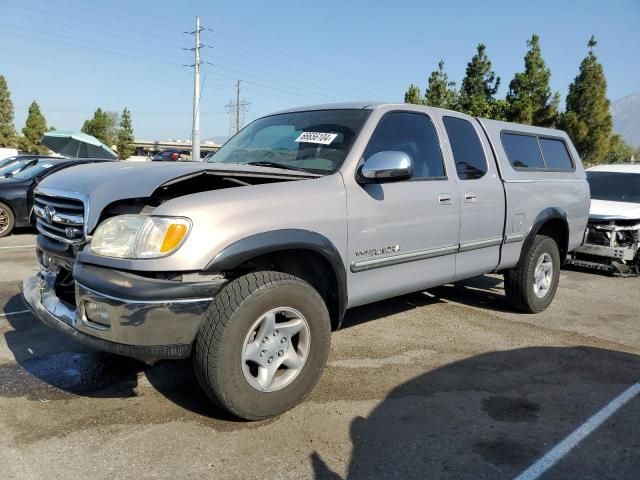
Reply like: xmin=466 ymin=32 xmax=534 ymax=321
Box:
xmin=215 ymin=32 xmax=400 ymax=92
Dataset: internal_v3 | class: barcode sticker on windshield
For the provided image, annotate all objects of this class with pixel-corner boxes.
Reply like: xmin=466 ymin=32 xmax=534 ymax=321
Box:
xmin=295 ymin=132 xmax=338 ymax=145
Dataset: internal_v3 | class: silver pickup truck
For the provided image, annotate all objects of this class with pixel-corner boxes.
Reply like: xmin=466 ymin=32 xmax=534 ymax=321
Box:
xmin=23 ymin=103 xmax=589 ymax=419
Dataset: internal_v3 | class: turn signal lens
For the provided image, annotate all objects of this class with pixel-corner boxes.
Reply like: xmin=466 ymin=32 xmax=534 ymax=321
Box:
xmin=161 ymin=223 xmax=188 ymax=253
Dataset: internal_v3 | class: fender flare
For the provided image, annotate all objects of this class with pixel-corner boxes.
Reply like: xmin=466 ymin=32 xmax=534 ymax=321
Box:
xmin=517 ymin=207 xmax=569 ymax=266
xmin=204 ymin=229 xmax=348 ymax=327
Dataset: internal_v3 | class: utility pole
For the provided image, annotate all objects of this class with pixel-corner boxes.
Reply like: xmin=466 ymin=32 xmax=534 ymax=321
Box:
xmin=187 ymin=16 xmax=203 ymax=160
xmin=236 ymin=80 xmax=241 ymax=134
xmin=225 ymin=80 xmax=251 ymax=136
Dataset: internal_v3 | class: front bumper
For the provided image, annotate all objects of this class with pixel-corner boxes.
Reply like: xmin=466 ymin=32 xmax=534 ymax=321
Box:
xmin=574 ymin=243 xmax=637 ymax=262
xmin=22 ymin=259 xmax=226 ymax=363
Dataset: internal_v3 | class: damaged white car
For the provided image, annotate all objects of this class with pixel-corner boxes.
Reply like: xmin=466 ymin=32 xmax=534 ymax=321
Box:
xmin=569 ymin=164 xmax=640 ymax=274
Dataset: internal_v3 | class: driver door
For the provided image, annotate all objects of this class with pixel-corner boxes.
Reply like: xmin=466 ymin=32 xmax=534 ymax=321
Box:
xmin=346 ymin=110 xmax=461 ymax=307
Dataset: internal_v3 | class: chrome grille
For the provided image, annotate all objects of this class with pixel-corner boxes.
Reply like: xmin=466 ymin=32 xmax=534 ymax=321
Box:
xmin=34 ymin=193 xmax=85 ymax=244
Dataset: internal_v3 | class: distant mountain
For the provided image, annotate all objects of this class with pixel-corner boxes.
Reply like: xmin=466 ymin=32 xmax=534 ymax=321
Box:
xmin=611 ymin=92 xmax=640 ymax=147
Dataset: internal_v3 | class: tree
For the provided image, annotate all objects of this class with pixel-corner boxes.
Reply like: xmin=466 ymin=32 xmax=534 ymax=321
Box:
xmin=404 ymin=84 xmax=423 ymax=104
xmin=559 ymin=36 xmax=612 ymax=165
xmin=105 ymin=110 xmax=120 ymax=147
xmin=18 ymin=101 xmax=48 ymax=154
xmin=424 ymin=60 xmax=457 ymax=109
xmin=605 ymin=135 xmax=634 ymax=164
xmin=0 ymin=75 xmax=17 ymax=148
xmin=82 ymin=108 xmax=112 ymax=145
xmin=458 ymin=44 xmax=501 ymax=118
xmin=506 ymin=34 xmax=559 ymax=127
xmin=116 ymin=107 xmax=134 ymax=159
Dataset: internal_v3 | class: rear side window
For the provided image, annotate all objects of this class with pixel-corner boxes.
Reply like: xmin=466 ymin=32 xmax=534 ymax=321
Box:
xmin=539 ymin=138 xmax=574 ymax=170
xmin=502 ymin=133 xmax=545 ymax=169
xmin=443 ymin=116 xmax=487 ymax=180
xmin=502 ymin=132 xmax=573 ymax=171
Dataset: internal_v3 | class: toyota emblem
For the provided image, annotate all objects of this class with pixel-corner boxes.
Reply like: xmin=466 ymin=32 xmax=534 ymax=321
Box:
xmin=43 ymin=205 xmax=55 ymax=224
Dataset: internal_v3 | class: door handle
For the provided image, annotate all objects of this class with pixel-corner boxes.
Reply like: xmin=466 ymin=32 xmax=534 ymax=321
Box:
xmin=464 ymin=192 xmax=477 ymax=203
xmin=438 ymin=194 xmax=453 ymax=205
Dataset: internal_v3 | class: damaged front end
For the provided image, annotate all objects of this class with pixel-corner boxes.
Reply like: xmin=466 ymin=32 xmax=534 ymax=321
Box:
xmin=570 ymin=218 xmax=640 ymax=275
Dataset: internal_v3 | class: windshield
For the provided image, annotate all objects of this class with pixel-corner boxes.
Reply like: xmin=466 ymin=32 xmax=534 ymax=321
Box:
xmin=0 ymin=156 xmax=18 ymax=168
xmin=0 ymin=159 xmax=38 ymax=177
xmin=11 ymin=160 xmax=58 ymax=181
xmin=587 ymin=171 xmax=640 ymax=203
xmin=206 ymin=109 xmax=371 ymax=174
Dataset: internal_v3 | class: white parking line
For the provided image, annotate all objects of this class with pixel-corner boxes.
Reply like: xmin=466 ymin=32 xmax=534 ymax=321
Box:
xmin=0 ymin=309 xmax=31 ymax=318
xmin=514 ymin=382 xmax=640 ymax=480
xmin=0 ymin=245 xmax=34 ymax=250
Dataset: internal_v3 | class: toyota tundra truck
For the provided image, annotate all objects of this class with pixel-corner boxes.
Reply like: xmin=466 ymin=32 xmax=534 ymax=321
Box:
xmin=22 ymin=103 xmax=590 ymax=420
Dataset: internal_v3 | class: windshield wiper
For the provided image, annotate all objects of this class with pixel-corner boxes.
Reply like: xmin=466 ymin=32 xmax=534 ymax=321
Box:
xmin=244 ymin=161 xmax=306 ymax=172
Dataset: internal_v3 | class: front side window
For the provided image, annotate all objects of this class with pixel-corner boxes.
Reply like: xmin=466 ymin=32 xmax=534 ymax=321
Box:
xmin=207 ymin=109 xmax=370 ymax=174
xmin=443 ymin=116 xmax=487 ymax=180
xmin=364 ymin=112 xmax=445 ymax=179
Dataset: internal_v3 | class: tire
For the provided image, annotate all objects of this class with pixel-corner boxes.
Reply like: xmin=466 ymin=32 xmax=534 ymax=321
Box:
xmin=193 ymin=271 xmax=331 ymax=420
xmin=0 ymin=202 xmax=15 ymax=238
xmin=504 ymin=235 xmax=561 ymax=313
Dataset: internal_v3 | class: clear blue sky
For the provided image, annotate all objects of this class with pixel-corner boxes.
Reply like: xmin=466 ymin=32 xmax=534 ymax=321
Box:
xmin=1 ymin=0 xmax=638 ymax=140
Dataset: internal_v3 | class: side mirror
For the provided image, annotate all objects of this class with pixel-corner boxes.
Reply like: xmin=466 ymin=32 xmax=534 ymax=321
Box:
xmin=358 ymin=151 xmax=413 ymax=183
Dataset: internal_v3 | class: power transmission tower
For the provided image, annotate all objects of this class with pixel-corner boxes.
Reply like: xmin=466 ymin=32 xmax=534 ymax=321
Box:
xmin=185 ymin=16 xmax=204 ymax=160
xmin=225 ymin=80 xmax=251 ymax=136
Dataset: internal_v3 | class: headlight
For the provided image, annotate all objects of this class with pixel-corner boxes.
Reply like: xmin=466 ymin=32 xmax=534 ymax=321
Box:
xmin=89 ymin=215 xmax=191 ymax=259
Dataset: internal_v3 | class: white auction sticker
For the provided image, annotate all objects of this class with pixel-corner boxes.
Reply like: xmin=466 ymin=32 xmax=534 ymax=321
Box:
xmin=295 ymin=131 xmax=338 ymax=145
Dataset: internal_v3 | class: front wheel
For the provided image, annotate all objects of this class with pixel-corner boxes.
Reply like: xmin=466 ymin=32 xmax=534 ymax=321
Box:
xmin=193 ymin=271 xmax=331 ymax=420
xmin=0 ymin=202 xmax=15 ymax=238
xmin=504 ymin=235 xmax=561 ymax=313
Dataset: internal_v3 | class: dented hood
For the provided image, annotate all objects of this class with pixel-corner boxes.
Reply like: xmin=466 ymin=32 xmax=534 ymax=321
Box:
xmin=589 ymin=199 xmax=640 ymax=221
xmin=36 ymin=161 xmax=315 ymax=232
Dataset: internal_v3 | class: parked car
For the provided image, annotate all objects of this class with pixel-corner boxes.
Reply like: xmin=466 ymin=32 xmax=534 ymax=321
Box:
xmin=151 ymin=149 xmax=191 ymax=161
xmin=23 ymin=103 xmax=589 ymax=419
xmin=0 ymin=157 xmax=111 ymax=237
xmin=0 ymin=147 xmax=19 ymax=162
xmin=202 ymin=151 xmax=216 ymax=162
xmin=569 ymin=164 xmax=640 ymax=274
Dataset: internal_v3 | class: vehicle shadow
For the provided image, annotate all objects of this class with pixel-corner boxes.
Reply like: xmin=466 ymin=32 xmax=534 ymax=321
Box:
xmin=341 ymin=275 xmax=510 ymax=328
xmin=6 ymin=226 xmax=36 ymax=237
xmin=341 ymin=290 xmax=445 ymax=329
xmin=0 ymin=293 xmax=234 ymax=420
xmin=428 ymin=274 xmax=514 ymax=313
xmin=311 ymin=346 xmax=640 ymax=479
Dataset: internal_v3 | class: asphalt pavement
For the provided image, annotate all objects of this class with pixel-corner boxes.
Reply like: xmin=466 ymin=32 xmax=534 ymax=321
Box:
xmin=1 ymin=232 xmax=638 ymax=479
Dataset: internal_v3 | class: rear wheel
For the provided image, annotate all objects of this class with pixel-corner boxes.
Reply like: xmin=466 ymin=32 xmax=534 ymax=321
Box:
xmin=505 ymin=235 xmax=561 ymax=313
xmin=0 ymin=202 xmax=15 ymax=238
xmin=193 ymin=271 xmax=331 ymax=420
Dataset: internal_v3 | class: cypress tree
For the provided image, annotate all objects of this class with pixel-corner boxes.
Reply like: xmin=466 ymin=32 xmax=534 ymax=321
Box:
xmin=82 ymin=108 xmax=111 ymax=145
xmin=404 ymin=84 xmax=423 ymax=105
xmin=0 ymin=75 xmax=17 ymax=148
xmin=458 ymin=44 xmax=501 ymax=118
xmin=19 ymin=101 xmax=48 ymax=154
xmin=560 ymin=36 xmax=612 ymax=165
xmin=116 ymin=107 xmax=135 ymax=159
xmin=425 ymin=60 xmax=457 ymax=109
xmin=507 ymin=34 xmax=559 ymax=126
